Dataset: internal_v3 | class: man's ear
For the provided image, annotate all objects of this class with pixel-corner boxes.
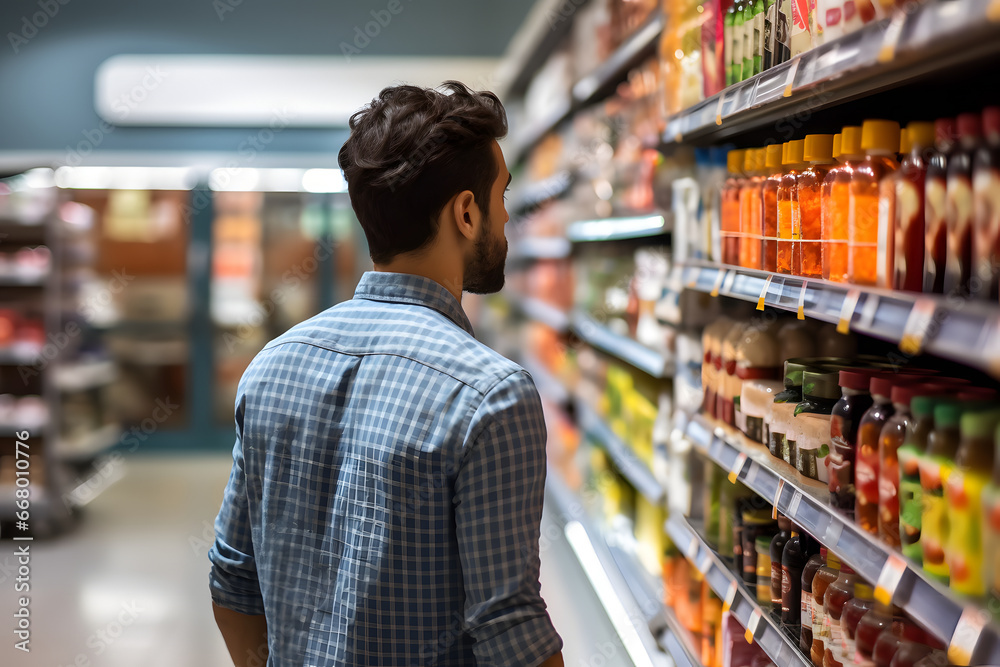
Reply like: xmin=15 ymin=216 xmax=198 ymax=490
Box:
xmin=451 ymin=190 xmax=480 ymax=242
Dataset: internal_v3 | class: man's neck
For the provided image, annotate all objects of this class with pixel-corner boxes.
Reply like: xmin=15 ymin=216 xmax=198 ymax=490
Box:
xmin=373 ymin=262 xmax=464 ymax=304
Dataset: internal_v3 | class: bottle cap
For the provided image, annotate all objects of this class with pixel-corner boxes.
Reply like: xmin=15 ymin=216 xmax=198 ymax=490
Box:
xmin=899 ymin=127 xmax=911 ymax=155
xmin=784 ymin=139 xmax=805 ymax=165
xmin=957 ymin=112 xmax=982 ymax=139
xmin=869 ymin=373 xmax=948 ymax=400
xmin=839 ymin=369 xmax=882 ymax=392
xmin=832 ymin=133 xmax=842 ymax=158
xmin=911 ymin=395 xmax=951 ymax=419
xmin=820 ymin=546 xmax=828 ymax=558
xmin=765 ymin=143 xmax=784 ymax=169
xmin=744 ymin=149 xmax=756 ymax=173
xmin=890 ymin=381 xmax=966 ymax=407
xmin=960 ymin=408 xmax=1000 ymax=440
xmin=983 ymin=107 xmax=1000 ymax=140
xmin=854 ymin=582 xmax=875 ymax=599
xmin=840 ymin=126 xmax=863 ymax=157
xmin=907 ymin=122 xmax=935 ymax=151
xmin=861 ymin=119 xmax=901 ymax=154
xmin=728 ymin=149 xmax=747 ymax=174
xmin=827 ymin=551 xmax=841 ymax=569
xmin=934 ymin=118 xmax=956 ymax=147
xmin=934 ymin=401 xmax=965 ymax=428
xmin=840 ymin=561 xmax=855 ymax=575
xmin=754 ymin=147 xmax=767 ymax=173
xmin=957 ymin=387 xmax=998 ymax=400
xmin=803 ymin=134 xmax=835 ymax=162
xmin=802 ymin=369 xmax=842 ymax=401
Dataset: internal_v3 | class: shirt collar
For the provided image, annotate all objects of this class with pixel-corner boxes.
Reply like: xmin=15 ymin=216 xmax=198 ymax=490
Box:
xmin=353 ymin=271 xmax=475 ymax=336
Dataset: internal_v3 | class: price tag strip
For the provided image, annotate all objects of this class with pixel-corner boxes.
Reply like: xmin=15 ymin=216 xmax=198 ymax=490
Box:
xmin=757 ymin=274 xmax=774 ymax=311
xmin=722 ymin=579 xmax=739 ymax=613
xmin=900 ymin=298 xmax=938 ymax=356
xmin=696 ymin=549 xmax=712 ymax=575
xmin=859 ymin=293 xmax=880 ymax=331
xmin=685 ymin=536 xmax=699 ymax=563
xmin=728 ymin=452 xmax=748 ymax=484
xmin=710 ymin=270 xmax=727 ymax=297
xmin=786 ymin=491 xmax=802 ymax=519
xmin=874 ymin=553 xmax=907 ymax=607
xmin=948 ymin=606 xmax=988 ymax=666
xmin=797 ymin=280 xmax=808 ymax=319
xmin=772 ymin=479 xmax=786 ymax=520
xmin=687 ymin=266 xmax=700 ymax=288
xmin=783 ymin=58 xmax=800 ymax=98
xmin=721 ymin=270 xmax=738 ymax=296
xmin=745 ymin=608 xmax=763 ymax=644
xmin=837 ymin=289 xmax=862 ymax=335
xmin=716 ymin=91 xmax=728 ymax=126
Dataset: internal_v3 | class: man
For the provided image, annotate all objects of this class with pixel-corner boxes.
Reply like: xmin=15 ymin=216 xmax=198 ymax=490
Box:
xmin=208 ymin=81 xmax=565 ymax=667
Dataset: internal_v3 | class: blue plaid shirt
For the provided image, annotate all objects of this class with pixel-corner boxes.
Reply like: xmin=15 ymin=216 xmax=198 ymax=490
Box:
xmin=209 ymin=271 xmax=562 ymax=666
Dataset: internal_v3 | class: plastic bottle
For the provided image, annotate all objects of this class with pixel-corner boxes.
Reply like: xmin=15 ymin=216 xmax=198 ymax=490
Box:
xmin=718 ymin=321 xmax=749 ymax=425
xmin=822 ymin=560 xmax=858 ymax=667
xmin=811 ymin=549 xmax=841 ymax=667
xmin=722 ymin=149 xmax=747 ymax=265
xmin=945 ymin=408 xmax=1000 ymax=597
xmin=743 ymin=500 xmax=778 ymax=586
xmin=920 ymin=401 xmax=963 ymax=583
xmin=734 ymin=324 xmax=782 ymax=435
xmin=829 ymin=369 xmax=879 ymax=519
xmin=740 ymin=148 xmax=766 ymax=269
xmin=944 ymin=113 xmax=982 ymax=295
xmin=889 ymin=642 xmax=936 ymax=667
xmin=770 ymin=514 xmax=792 ymax=614
xmin=799 ymin=134 xmax=836 ymax=278
xmin=848 ymin=120 xmax=900 ymax=286
xmin=899 ymin=394 xmax=953 ymax=564
xmin=702 ymin=317 xmax=733 ymax=417
xmin=856 ymin=375 xmax=896 ymax=535
xmin=745 ymin=0 xmax=766 ymax=78
xmin=731 ymin=0 xmax=746 ymax=84
xmin=985 ymin=419 xmax=1000 ymax=617
xmin=708 ymin=146 xmax=731 ymax=263
xmin=783 ymin=525 xmax=815 ymax=638
xmin=790 ymin=0 xmax=812 ymax=57
xmin=778 ymin=140 xmax=807 ymax=274
xmin=725 ymin=2 xmax=738 ymax=86
xmin=801 ymin=549 xmax=826 ymax=654
xmin=855 ymin=603 xmax=896 ymax=667
xmin=893 ymin=122 xmax=935 ymax=292
xmin=924 ymin=119 xmax=956 ymax=293
xmin=756 ymin=533 xmax=774 ymax=605
xmin=973 ymin=106 xmax=1000 ymax=301
xmin=823 ymin=127 xmax=863 ymax=282
xmin=875 ymin=127 xmax=908 ymax=288
xmin=841 ymin=583 xmax=876 ymax=665
xmin=762 ymin=143 xmax=784 ymax=272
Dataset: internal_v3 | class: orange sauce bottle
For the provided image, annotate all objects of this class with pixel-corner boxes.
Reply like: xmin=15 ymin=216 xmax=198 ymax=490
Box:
xmin=777 ymin=139 xmax=806 ymax=274
xmin=822 ymin=127 xmax=863 ymax=282
xmin=798 ymin=134 xmax=836 ymax=278
xmin=848 ymin=120 xmax=900 ymax=285
xmin=762 ymin=143 xmax=784 ymax=272
xmin=739 ymin=148 xmax=766 ymax=269
xmin=721 ymin=149 xmax=747 ymax=266
xmin=875 ymin=127 xmax=908 ymax=288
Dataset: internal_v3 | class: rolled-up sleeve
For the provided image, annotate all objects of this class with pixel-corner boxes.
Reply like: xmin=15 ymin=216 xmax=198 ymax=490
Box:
xmin=454 ymin=370 xmax=563 ymax=666
xmin=208 ymin=422 xmax=265 ymax=616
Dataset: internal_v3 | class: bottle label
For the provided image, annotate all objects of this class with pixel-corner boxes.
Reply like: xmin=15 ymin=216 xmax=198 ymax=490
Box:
xmin=945 ymin=469 xmax=989 ymax=595
xmin=984 ymin=485 xmax=1000 ymax=600
xmin=919 ymin=455 xmax=952 ymax=580
xmin=830 ymin=615 xmax=844 ymax=659
xmin=752 ymin=10 xmax=765 ymax=75
xmin=842 ymin=627 xmax=857 ymax=664
xmin=813 ymin=594 xmax=825 ymax=640
xmin=802 ymin=591 xmax=812 ymax=629
xmin=894 ymin=179 xmax=922 ymax=290
xmin=772 ymin=559 xmax=784 ymax=607
xmin=898 ymin=445 xmax=923 ymax=560
xmin=972 ymin=167 xmax=1000 ymax=299
xmin=763 ymin=1 xmax=775 ymax=69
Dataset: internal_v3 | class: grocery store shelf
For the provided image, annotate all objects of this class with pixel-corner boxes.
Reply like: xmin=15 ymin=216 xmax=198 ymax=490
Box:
xmin=0 ymin=273 xmax=47 ymax=286
xmin=574 ymin=397 xmax=665 ymax=505
xmin=679 ymin=411 xmax=1000 ymax=664
xmin=510 ymin=11 xmax=665 ymax=163
xmin=507 ymin=292 xmax=571 ymax=333
xmin=663 ymin=0 xmax=1000 ymax=145
xmin=53 ymin=359 xmax=117 ymax=392
xmin=568 ymin=214 xmax=669 ymax=243
xmin=666 ymin=513 xmax=812 ymax=667
xmin=510 ymin=170 xmax=574 ymax=217
xmin=0 ymin=349 xmax=42 ymax=366
xmin=521 ymin=354 xmax=570 ymax=406
xmin=572 ymin=310 xmax=673 ymax=379
xmin=546 ymin=470 xmax=676 ymax=667
xmin=508 ymin=236 xmax=572 ymax=262
xmin=55 ymin=423 xmax=121 ymax=461
xmin=680 ymin=261 xmax=1000 ymax=379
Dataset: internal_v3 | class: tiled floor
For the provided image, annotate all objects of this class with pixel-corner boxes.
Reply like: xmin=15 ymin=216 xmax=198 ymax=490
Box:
xmin=0 ymin=455 xmax=631 ymax=666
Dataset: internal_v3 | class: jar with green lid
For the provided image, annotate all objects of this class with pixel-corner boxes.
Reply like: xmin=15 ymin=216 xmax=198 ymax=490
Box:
xmin=791 ymin=369 xmax=843 ymax=482
xmin=946 ymin=408 xmax=1000 ymax=597
xmin=756 ymin=534 xmax=774 ymax=606
xmin=742 ymin=379 xmax=784 ymax=445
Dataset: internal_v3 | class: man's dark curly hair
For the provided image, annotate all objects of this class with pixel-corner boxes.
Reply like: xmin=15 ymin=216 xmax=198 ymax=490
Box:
xmin=337 ymin=81 xmax=508 ymax=264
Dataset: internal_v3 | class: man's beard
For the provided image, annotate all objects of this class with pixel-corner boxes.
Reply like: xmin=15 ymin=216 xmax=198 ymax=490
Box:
xmin=463 ymin=219 xmax=507 ymax=294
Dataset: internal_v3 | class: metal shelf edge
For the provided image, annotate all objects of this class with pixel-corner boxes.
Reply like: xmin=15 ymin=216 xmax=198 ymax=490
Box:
xmin=572 ymin=310 xmax=673 ymax=379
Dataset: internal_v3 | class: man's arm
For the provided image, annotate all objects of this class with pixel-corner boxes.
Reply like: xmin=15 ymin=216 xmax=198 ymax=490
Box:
xmin=454 ymin=371 xmax=564 ymax=667
xmin=539 ymin=651 xmax=566 ymax=666
xmin=213 ymin=603 xmax=269 ymax=667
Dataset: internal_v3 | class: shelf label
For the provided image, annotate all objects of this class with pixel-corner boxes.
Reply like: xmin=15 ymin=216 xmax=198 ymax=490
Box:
xmin=721 ymin=270 xmax=738 ymax=295
xmin=900 ymin=298 xmax=938 ymax=356
xmin=757 ymin=274 xmax=774 ymax=311
xmin=878 ymin=11 xmax=908 ymax=63
xmin=728 ymin=452 xmax=748 ymax=484
xmin=874 ymin=554 xmax=907 ymax=607
xmin=722 ymin=580 xmax=739 ymax=613
xmin=948 ymin=607 xmax=988 ymax=666
xmin=772 ymin=479 xmax=785 ymax=519
xmin=716 ymin=92 xmax=728 ymax=126
xmin=745 ymin=608 xmax=763 ymax=644
xmin=710 ymin=270 xmax=727 ymax=297
xmin=837 ymin=289 xmax=862 ymax=335
xmin=687 ymin=267 xmax=700 ymax=288
xmin=745 ymin=462 xmax=759 ymax=487
xmin=685 ymin=537 xmax=699 ymax=562
xmin=696 ymin=550 xmax=712 ymax=575
xmin=787 ymin=491 xmax=802 ymax=518
xmin=797 ymin=281 xmax=808 ymax=319
xmin=783 ymin=58 xmax=800 ymax=97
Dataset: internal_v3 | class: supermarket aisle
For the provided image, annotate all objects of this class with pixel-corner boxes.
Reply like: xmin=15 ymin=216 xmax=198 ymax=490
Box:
xmin=0 ymin=455 xmax=634 ymax=667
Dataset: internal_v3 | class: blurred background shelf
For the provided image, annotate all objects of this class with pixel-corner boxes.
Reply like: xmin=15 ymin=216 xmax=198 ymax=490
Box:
xmin=572 ymin=310 xmax=673 ymax=379
xmin=568 ymin=214 xmax=669 ymax=243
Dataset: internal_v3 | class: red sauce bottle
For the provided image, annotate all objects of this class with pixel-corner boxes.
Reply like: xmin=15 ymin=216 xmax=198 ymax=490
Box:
xmin=800 ymin=549 xmax=827 ymax=654
xmin=841 ymin=582 xmax=876 ymax=665
xmin=822 ymin=560 xmax=858 ymax=667
xmin=924 ymin=119 xmax=956 ymax=293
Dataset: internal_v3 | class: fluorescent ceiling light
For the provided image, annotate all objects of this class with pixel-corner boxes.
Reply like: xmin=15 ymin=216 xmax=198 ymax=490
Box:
xmin=302 ymin=169 xmax=348 ymax=193
xmin=54 ymin=166 xmax=196 ymax=190
xmin=209 ymin=167 xmax=347 ymax=193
